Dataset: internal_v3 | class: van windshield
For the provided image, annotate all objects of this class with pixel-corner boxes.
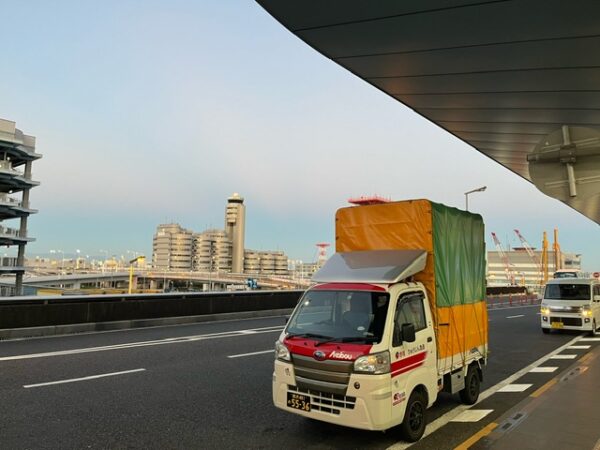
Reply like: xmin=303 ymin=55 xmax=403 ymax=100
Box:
xmin=545 ymin=283 xmax=590 ymax=300
xmin=286 ymin=290 xmax=390 ymax=344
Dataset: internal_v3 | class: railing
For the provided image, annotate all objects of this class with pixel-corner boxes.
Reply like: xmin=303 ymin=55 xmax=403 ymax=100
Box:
xmin=0 ymin=226 xmax=24 ymax=238
xmin=0 ymin=194 xmax=22 ymax=207
xmin=0 ymin=257 xmax=19 ymax=267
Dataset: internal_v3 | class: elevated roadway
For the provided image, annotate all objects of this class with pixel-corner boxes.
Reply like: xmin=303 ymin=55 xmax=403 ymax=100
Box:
xmin=1 ymin=302 xmax=596 ymax=449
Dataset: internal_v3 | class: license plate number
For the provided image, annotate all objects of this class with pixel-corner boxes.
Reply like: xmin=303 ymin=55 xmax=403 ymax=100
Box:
xmin=287 ymin=392 xmax=311 ymax=412
xmin=552 ymin=322 xmax=564 ymax=329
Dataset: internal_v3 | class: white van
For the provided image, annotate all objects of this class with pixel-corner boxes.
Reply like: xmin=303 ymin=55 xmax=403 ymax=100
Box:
xmin=541 ymin=278 xmax=600 ymax=335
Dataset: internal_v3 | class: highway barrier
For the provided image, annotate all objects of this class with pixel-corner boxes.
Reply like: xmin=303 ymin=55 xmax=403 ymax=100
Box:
xmin=0 ymin=290 xmax=304 ymax=330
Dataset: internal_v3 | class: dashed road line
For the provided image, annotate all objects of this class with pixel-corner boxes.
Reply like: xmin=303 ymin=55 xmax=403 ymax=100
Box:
xmin=529 ymin=367 xmax=557 ymax=373
xmin=450 ymin=409 xmax=493 ymax=422
xmin=228 ymin=349 xmax=273 ymax=359
xmin=23 ymin=368 xmax=146 ymax=388
xmin=506 ymin=314 xmax=525 ymax=319
xmin=497 ymin=384 xmax=532 ymax=393
xmin=549 ymin=354 xmax=577 ymax=360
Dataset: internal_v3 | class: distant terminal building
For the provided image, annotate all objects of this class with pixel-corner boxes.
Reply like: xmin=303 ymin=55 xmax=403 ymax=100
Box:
xmin=487 ymin=249 xmax=581 ymax=289
xmin=193 ymin=229 xmax=232 ymax=272
xmin=244 ymin=250 xmax=288 ymax=276
xmin=151 ymin=193 xmax=288 ymax=275
xmin=0 ymin=119 xmax=41 ymax=296
xmin=152 ymin=223 xmax=193 ymax=271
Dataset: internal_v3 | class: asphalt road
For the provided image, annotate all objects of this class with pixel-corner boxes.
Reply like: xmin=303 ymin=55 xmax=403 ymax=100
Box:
xmin=0 ymin=303 xmax=587 ymax=450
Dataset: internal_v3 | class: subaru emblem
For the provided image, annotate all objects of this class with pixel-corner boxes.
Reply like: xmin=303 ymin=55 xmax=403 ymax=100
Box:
xmin=313 ymin=350 xmax=326 ymax=361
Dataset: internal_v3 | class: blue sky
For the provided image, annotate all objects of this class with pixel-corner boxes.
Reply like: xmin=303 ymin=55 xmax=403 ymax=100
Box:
xmin=1 ymin=1 xmax=599 ymax=269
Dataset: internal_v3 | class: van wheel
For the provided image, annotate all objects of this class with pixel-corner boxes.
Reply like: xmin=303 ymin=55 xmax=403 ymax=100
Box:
xmin=542 ymin=328 xmax=550 ymax=334
xmin=589 ymin=320 xmax=597 ymax=337
xmin=459 ymin=366 xmax=480 ymax=405
xmin=400 ymin=390 xmax=426 ymax=442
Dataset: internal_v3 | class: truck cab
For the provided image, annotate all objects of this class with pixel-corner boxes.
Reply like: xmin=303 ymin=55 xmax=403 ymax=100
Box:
xmin=541 ymin=278 xmax=600 ymax=335
xmin=273 ymin=249 xmax=486 ymax=442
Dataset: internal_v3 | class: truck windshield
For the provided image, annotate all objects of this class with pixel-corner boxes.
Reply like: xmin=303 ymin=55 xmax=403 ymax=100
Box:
xmin=545 ymin=284 xmax=590 ymax=300
xmin=286 ymin=290 xmax=390 ymax=344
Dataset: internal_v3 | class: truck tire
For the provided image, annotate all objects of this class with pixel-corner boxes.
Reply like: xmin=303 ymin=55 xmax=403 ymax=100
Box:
xmin=542 ymin=328 xmax=550 ymax=334
xmin=459 ymin=366 xmax=480 ymax=405
xmin=399 ymin=390 xmax=426 ymax=442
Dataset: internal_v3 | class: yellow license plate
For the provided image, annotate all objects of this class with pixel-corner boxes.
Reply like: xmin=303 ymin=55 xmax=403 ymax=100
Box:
xmin=287 ymin=392 xmax=311 ymax=412
xmin=552 ymin=322 xmax=564 ymax=329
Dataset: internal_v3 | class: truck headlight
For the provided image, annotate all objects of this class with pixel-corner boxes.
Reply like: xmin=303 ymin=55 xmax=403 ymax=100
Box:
xmin=582 ymin=306 xmax=593 ymax=318
xmin=275 ymin=340 xmax=291 ymax=362
xmin=540 ymin=306 xmax=550 ymax=315
xmin=354 ymin=351 xmax=390 ymax=375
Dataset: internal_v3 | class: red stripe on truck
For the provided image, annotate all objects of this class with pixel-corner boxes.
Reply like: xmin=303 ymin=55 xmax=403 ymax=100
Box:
xmin=391 ymin=351 xmax=427 ymax=378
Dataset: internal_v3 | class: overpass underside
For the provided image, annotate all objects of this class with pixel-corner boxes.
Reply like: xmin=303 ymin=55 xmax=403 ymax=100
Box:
xmin=258 ymin=0 xmax=600 ymax=223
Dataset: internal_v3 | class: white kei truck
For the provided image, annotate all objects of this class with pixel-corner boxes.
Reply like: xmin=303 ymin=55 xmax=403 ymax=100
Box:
xmin=273 ymin=200 xmax=489 ymax=442
xmin=541 ymin=277 xmax=600 ymax=335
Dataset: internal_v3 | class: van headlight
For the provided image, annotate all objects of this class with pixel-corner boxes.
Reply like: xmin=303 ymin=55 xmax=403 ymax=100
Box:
xmin=582 ymin=306 xmax=593 ymax=318
xmin=540 ymin=306 xmax=550 ymax=315
xmin=275 ymin=340 xmax=291 ymax=362
xmin=354 ymin=351 xmax=390 ymax=374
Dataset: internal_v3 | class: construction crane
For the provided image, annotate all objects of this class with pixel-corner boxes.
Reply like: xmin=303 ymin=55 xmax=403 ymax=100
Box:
xmin=513 ymin=229 xmax=542 ymax=287
xmin=491 ymin=232 xmax=516 ymax=285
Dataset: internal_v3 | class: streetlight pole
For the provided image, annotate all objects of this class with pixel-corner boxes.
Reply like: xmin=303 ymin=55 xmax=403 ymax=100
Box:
xmin=464 ymin=186 xmax=487 ymax=211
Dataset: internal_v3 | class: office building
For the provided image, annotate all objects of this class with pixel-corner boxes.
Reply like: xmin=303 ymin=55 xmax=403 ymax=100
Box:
xmin=152 ymin=223 xmax=193 ymax=271
xmin=193 ymin=229 xmax=232 ymax=272
xmin=0 ymin=119 xmax=41 ymax=295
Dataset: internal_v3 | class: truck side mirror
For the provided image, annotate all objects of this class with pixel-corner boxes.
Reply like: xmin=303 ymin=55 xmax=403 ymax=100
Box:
xmin=402 ymin=323 xmax=416 ymax=343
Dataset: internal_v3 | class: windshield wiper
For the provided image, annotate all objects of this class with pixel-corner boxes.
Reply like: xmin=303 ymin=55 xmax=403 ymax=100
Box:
xmin=315 ymin=336 xmax=378 ymax=346
xmin=286 ymin=332 xmax=333 ymax=341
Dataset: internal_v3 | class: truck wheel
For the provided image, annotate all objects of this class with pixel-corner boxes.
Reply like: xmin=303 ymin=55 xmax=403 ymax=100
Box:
xmin=542 ymin=328 xmax=550 ymax=334
xmin=459 ymin=366 xmax=480 ymax=405
xmin=589 ymin=320 xmax=597 ymax=337
xmin=399 ymin=390 xmax=426 ymax=442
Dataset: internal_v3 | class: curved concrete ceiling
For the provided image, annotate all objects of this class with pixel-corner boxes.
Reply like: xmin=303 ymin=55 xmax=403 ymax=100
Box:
xmin=257 ymin=0 xmax=600 ymax=224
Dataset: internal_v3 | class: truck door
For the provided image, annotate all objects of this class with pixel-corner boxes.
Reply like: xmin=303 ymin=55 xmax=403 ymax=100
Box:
xmin=390 ymin=291 xmax=437 ymax=411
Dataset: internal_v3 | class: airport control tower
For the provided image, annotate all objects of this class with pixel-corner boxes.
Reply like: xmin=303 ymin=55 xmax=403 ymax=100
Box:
xmin=225 ymin=193 xmax=245 ymax=273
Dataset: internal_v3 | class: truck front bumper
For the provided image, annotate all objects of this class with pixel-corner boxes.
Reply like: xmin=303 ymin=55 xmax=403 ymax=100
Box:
xmin=541 ymin=313 xmax=593 ymax=331
xmin=272 ymin=360 xmax=397 ymax=431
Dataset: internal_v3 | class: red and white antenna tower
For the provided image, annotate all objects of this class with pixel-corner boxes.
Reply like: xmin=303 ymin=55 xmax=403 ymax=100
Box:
xmin=316 ymin=243 xmax=330 ymax=265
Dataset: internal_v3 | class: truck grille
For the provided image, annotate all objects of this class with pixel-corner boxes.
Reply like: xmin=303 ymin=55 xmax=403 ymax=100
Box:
xmin=291 ymin=354 xmax=353 ymax=396
xmin=288 ymin=385 xmax=356 ymax=415
xmin=551 ymin=317 xmax=582 ymax=326
xmin=549 ymin=306 xmax=582 ymax=313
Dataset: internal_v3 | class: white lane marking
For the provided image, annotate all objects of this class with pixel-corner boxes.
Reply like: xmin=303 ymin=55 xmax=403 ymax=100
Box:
xmin=567 ymin=345 xmax=591 ymax=350
xmin=530 ymin=367 xmax=558 ymax=373
xmin=580 ymin=338 xmax=600 ymax=342
xmin=0 ymin=326 xmax=284 ymax=362
xmin=450 ymin=409 xmax=493 ymax=422
xmin=228 ymin=349 xmax=273 ymax=359
xmin=386 ymin=334 xmax=582 ymax=450
xmin=497 ymin=384 xmax=532 ymax=393
xmin=550 ymin=354 xmax=578 ymax=360
xmin=506 ymin=314 xmax=525 ymax=319
xmin=23 ymin=368 xmax=146 ymax=388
